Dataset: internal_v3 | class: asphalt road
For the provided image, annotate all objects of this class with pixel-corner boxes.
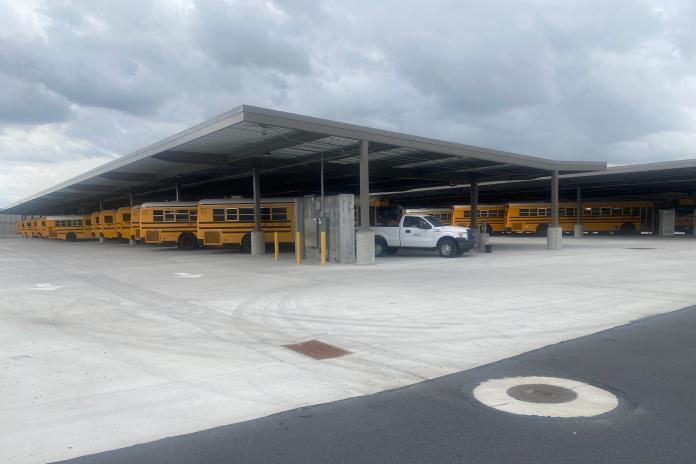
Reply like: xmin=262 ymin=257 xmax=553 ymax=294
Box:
xmin=57 ymin=305 xmax=696 ymax=464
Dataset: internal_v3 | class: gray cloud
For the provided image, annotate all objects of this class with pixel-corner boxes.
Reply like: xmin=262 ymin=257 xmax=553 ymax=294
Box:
xmin=1 ymin=0 xmax=696 ymax=207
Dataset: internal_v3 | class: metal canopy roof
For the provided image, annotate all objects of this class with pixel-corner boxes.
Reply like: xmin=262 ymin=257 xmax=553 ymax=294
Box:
xmin=3 ymin=105 xmax=605 ymax=214
xmin=376 ymin=159 xmax=696 ymax=206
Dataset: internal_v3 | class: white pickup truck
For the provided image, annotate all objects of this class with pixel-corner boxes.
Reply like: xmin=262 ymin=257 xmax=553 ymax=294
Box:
xmin=370 ymin=214 xmax=476 ymax=258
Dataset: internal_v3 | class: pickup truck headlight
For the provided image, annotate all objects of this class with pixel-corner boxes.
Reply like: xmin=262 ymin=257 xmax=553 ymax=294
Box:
xmin=457 ymin=231 xmax=468 ymax=239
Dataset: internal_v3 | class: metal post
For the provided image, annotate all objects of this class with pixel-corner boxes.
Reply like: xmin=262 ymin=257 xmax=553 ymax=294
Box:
xmin=175 ymin=184 xmax=180 ymax=202
xmin=99 ymin=200 xmax=103 ymax=211
xmin=295 ymin=232 xmax=302 ymax=264
xmin=470 ymin=179 xmax=479 ymax=230
xmin=320 ymin=152 xmax=325 ymax=218
xmin=551 ymin=170 xmax=559 ymax=228
xmin=129 ymin=190 xmax=134 ymax=207
xmin=574 ymin=186 xmax=583 ymax=238
xmin=356 ymin=139 xmax=375 ymax=264
xmin=359 ymin=140 xmax=369 ymax=229
xmin=252 ymin=168 xmax=261 ymax=232
xmin=274 ymin=232 xmax=279 ymax=262
xmin=548 ymin=169 xmax=562 ymax=249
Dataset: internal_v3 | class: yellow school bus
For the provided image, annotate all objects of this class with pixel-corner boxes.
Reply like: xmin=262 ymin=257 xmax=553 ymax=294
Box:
xmin=130 ymin=205 xmax=141 ymax=241
xmin=452 ymin=204 xmax=507 ymax=233
xmin=115 ymin=207 xmax=133 ymax=239
xmin=403 ymin=208 xmax=453 ymax=225
xmin=139 ymin=202 xmax=199 ymax=249
xmin=355 ymin=198 xmax=401 ymax=226
xmin=197 ymin=198 xmax=297 ymax=251
xmin=32 ymin=217 xmax=48 ymax=238
xmin=99 ymin=210 xmax=118 ymax=239
xmin=45 ymin=215 xmax=92 ymax=241
xmin=505 ymin=201 xmax=654 ymax=235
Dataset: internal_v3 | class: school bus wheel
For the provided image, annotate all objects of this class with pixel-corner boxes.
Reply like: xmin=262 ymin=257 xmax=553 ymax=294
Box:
xmin=619 ymin=222 xmax=636 ymax=235
xmin=240 ymin=233 xmax=251 ymax=253
xmin=177 ymin=232 xmax=198 ymax=250
xmin=66 ymin=232 xmax=77 ymax=242
xmin=535 ymin=223 xmax=548 ymax=237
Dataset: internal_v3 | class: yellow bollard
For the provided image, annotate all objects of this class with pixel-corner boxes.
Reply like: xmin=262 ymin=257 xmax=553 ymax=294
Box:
xmin=274 ymin=232 xmax=279 ymax=262
xmin=295 ymin=231 xmax=302 ymax=265
xmin=320 ymin=231 xmax=327 ymax=266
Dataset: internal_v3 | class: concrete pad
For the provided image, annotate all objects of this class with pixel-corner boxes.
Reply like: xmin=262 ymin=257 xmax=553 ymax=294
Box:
xmin=2 ymin=236 xmax=696 ymax=462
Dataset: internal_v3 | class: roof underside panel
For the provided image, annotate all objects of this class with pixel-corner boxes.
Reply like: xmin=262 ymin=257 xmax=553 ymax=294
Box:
xmin=2 ymin=106 xmax=605 ymax=214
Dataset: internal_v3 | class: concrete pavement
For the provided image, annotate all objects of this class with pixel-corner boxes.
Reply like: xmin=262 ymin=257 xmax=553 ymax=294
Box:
xmin=2 ymin=235 xmax=696 ymax=463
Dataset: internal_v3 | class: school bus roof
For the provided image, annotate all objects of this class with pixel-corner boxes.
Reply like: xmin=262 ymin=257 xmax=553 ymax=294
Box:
xmin=197 ymin=198 xmax=297 ymax=205
xmin=45 ymin=215 xmax=85 ymax=220
xmin=452 ymin=204 xmax=506 ymax=209
xmin=140 ymin=202 xmax=198 ymax=208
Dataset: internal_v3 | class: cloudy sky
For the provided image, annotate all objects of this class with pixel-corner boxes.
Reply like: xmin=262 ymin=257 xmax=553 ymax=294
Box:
xmin=1 ymin=0 xmax=695 ymax=207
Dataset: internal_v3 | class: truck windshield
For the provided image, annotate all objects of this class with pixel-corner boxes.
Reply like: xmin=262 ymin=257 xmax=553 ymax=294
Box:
xmin=423 ymin=215 xmax=443 ymax=227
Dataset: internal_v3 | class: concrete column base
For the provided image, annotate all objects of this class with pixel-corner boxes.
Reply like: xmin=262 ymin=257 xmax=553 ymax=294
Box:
xmin=98 ymin=237 xmax=105 ymax=243
xmin=356 ymin=231 xmax=375 ymax=265
xmin=129 ymin=238 xmax=136 ymax=246
xmin=250 ymin=231 xmax=266 ymax=255
xmin=547 ymin=226 xmax=563 ymax=250
xmin=573 ymin=224 xmax=584 ymax=238
xmin=477 ymin=232 xmax=490 ymax=252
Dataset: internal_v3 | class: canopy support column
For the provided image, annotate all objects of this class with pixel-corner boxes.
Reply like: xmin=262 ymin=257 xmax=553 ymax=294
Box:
xmin=356 ymin=139 xmax=375 ymax=265
xmin=548 ymin=169 xmax=562 ymax=249
xmin=574 ymin=187 xmax=583 ymax=237
xmin=250 ymin=168 xmax=265 ymax=255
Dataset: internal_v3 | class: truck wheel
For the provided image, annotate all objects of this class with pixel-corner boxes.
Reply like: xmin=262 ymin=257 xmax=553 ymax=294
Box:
xmin=66 ymin=232 xmax=76 ymax=242
xmin=386 ymin=246 xmax=398 ymax=255
xmin=177 ymin=233 xmax=198 ymax=250
xmin=438 ymin=238 xmax=459 ymax=258
xmin=374 ymin=237 xmax=388 ymax=257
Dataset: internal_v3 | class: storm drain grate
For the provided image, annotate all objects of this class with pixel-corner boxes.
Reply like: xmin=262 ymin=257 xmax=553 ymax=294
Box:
xmin=283 ymin=339 xmax=351 ymax=360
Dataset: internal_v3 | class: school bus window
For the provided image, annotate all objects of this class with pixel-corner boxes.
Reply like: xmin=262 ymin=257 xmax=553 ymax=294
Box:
xmin=95 ymin=217 xmax=100 ymax=224
xmin=164 ymin=210 xmax=175 ymax=222
xmin=260 ymin=207 xmax=271 ymax=221
xmin=213 ymin=209 xmax=225 ymax=222
xmin=463 ymin=211 xmax=470 ymax=218
xmin=175 ymin=210 xmax=189 ymax=222
xmin=86 ymin=219 xmax=91 ymax=226
xmin=520 ymin=209 xmax=529 ymax=217
xmin=104 ymin=215 xmax=113 ymax=224
xmin=600 ymin=207 xmax=610 ymax=215
xmin=272 ymin=208 xmax=288 ymax=221
xmin=153 ymin=210 xmax=164 ymax=222
xmin=622 ymin=207 xmax=631 ymax=215
xmin=123 ymin=213 xmax=131 ymax=222
xmin=224 ymin=208 xmax=238 ymax=221
xmin=632 ymin=207 xmax=640 ymax=216
xmin=189 ymin=210 xmax=197 ymax=221
xmin=239 ymin=208 xmax=254 ymax=221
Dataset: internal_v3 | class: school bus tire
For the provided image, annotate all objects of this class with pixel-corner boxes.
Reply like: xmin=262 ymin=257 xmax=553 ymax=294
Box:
xmin=240 ymin=233 xmax=251 ymax=253
xmin=177 ymin=232 xmax=198 ymax=250
xmin=535 ymin=223 xmax=548 ymax=237
xmin=619 ymin=222 xmax=636 ymax=235
xmin=66 ymin=232 xmax=77 ymax=242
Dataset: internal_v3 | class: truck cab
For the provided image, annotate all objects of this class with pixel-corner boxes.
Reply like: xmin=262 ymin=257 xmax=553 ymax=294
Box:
xmin=370 ymin=214 xmax=475 ymax=258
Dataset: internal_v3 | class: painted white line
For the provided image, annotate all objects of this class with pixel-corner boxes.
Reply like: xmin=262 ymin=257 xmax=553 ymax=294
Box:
xmin=172 ymin=272 xmax=203 ymax=278
xmin=29 ymin=283 xmax=64 ymax=291
xmin=472 ymin=376 xmax=618 ymax=418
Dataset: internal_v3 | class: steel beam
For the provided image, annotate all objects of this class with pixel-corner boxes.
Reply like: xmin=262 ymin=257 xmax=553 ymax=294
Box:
xmin=359 ymin=140 xmax=370 ymax=229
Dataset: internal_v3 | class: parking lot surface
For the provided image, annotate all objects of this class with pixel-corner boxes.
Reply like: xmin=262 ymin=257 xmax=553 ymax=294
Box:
xmin=58 ymin=305 xmax=696 ymax=464
xmin=2 ymin=235 xmax=696 ymax=463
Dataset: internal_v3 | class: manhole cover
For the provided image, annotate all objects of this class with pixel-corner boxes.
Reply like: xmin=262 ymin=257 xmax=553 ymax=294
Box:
xmin=507 ymin=383 xmax=577 ymax=404
xmin=472 ymin=376 xmax=618 ymax=417
xmin=283 ymin=339 xmax=351 ymax=360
